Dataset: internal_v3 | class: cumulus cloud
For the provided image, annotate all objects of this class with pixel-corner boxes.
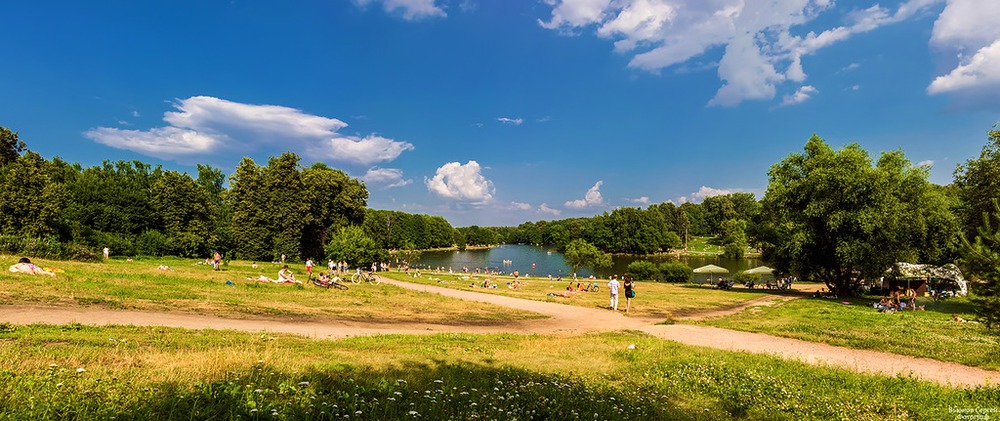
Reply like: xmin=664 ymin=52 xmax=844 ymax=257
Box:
xmin=539 ymin=203 xmax=562 ymax=216
xmin=779 ymin=85 xmax=818 ymax=107
xmin=84 ymin=96 xmax=414 ymax=165
xmin=425 ymin=161 xmax=494 ymax=203
xmin=926 ymin=0 xmax=1000 ymax=102
xmin=510 ymin=201 xmax=532 ymax=211
xmin=690 ymin=186 xmax=733 ymax=202
xmin=628 ymin=196 xmax=651 ymax=204
xmin=917 ymin=159 xmax=935 ymax=167
xmin=354 ymin=0 xmax=446 ymax=20
xmin=497 ymin=117 xmax=524 ymax=125
xmin=540 ymin=0 xmax=938 ymax=106
xmin=928 ymin=39 xmax=1000 ymax=94
xmin=362 ymin=167 xmax=413 ymax=189
xmin=565 ymin=180 xmax=605 ymax=209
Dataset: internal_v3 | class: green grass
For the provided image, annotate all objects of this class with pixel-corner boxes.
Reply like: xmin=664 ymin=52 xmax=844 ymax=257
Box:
xmin=696 ymin=295 xmax=1000 ymax=370
xmin=381 ymin=270 xmax=780 ymax=319
xmin=1 ymin=323 xmax=996 ymax=420
xmin=0 ymin=255 xmax=540 ymax=325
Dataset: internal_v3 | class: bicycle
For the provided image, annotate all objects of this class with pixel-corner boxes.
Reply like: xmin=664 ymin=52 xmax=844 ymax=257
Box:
xmin=351 ymin=270 xmax=381 ymax=285
xmin=312 ymin=275 xmax=349 ymax=290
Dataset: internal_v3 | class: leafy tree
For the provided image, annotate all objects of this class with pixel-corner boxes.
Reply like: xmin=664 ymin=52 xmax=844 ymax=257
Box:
xmin=227 ymin=157 xmax=271 ymax=260
xmin=679 ymin=202 xmax=708 ymax=236
xmin=0 ymin=152 xmax=69 ymax=237
xmin=0 ymin=126 xmax=26 ymax=167
xmin=962 ymin=199 xmax=1000 ymax=329
xmin=563 ymin=238 xmax=612 ymax=274
xmin=720 ymin=219 xmax=748 ymax=259
xmin=325 ymin=226 xmax=388 ymax=269
xmin=759 ymin=135 xmax=956 ymax=295
xmin=955 ymin=125 xmax=1000 ymax=240
xmin=151 ymin=170 xmax=213 ymax=257
xmin=702 ymin=195 xmax=736 ymax=234
xmin=626 ymin=260 xmax=658 ymax=280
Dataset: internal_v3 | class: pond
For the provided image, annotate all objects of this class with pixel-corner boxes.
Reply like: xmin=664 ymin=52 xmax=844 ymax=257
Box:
xmin=413 ymin=244 xmax=765 ymax=281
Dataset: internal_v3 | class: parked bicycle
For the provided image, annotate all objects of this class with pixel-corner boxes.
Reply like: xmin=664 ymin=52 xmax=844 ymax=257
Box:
xmin=351 ymin=270 xmax=381 ymax=285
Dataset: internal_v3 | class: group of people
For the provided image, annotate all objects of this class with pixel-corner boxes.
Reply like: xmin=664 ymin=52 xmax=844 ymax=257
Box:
xmin=874 ymin=288 xmax=923 ymax=312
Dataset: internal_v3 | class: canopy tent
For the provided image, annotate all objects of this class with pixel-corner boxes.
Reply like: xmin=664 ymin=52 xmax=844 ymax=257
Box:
xmin=693 ymin=264 xmax=729 ymax=274
xmin=890 ymin=262 xmax=968 ymax=296
xmin=744 ymin=266 xmax=776 ymax=275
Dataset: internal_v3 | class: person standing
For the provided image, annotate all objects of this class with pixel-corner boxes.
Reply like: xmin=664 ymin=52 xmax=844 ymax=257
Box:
xmin=103 ymin=247 xmax=110 ymax=260
xmin=608 ymin=275 xmax=621 ymax=311
xmin=623 ymin=273 xmax=635 ymax=313
xmin=212 ymin=251 xmax=221 ymax=271
xmin=305 ymin=258 xmax=314 ymax=277
xmin=328 ymin=259 xmax=335 ymax=274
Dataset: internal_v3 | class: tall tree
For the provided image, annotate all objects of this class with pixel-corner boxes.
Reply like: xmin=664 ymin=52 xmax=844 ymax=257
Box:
xmin=563 ymin=238 xmax=612 ymax=274
xmin=227 ymin=157 xmax=271 ymax=260
xmin=962 ymin=200 xmax=1000 ymax=329
xmin=0 ymin=126 xmax=27 ymax=167
xmin=151 ymin=170 xmax=213 ymax=257
xmin=954 ymin=125 xmax=1000 ymax=239
xmin=0 ymin=152 xmax=69 ymax=237
xmin=759 ymin=135 xmax=955 ymax=295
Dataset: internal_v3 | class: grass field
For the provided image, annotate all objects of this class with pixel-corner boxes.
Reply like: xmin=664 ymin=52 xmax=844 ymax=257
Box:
xmin=2 ymin=256 xmax=998 ymax=419
xmin=1 ymin=323 xmax=997 ymax=420
xmin=697 ymin=294 xmax=1000 ymax=371
xmin=0 ymin=255 xmax=539 ymax=325
xmin=379 ymin=270 xmax=780 ymax=319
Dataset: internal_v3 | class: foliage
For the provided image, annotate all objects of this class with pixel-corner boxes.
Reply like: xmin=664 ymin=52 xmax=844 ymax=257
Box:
xmin=626 ymin=260 xmax=658 ymax=280
xmin=0 ymin=235 xmax=101 ymax=262
xmin=324 ymin=226 xmax=388 ymax=269
xmin=732 ymin=271 xmax=761 ymax=284
xmin=759 ymin=135 xmax=958 ymax=295
xmin=363 ymin=209 xmax=455 ymax=250
xmin=0 ymin=152 xmax=69 ymax=237
xmin=658 ymin=261 xmax=693 ymax=282
xmin=0 ymin=126 xmax=26 ymax=167
xmin=961 ymin=199 xmax=1000 ymax=329
xmin=954 ymin=125 xmax=1000 ymax=240
xmin=562 ymin=239 xmax=612 ymax=273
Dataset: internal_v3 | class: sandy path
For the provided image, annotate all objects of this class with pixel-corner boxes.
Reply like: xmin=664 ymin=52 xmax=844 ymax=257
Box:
xmin=2 ymin=277 xmax=996 ymax=388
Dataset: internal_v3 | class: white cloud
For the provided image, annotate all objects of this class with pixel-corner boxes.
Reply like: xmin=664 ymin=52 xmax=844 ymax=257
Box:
xmin=628 ymin=196 xmax=650 ymax=204
xmin=131 ymin=110 xmax=140 ymax=117
xmin=851 ymin=85 xmax=861 ymax=91
xmin=690 ymin=186 xmax=733 ymax=202
xmin=539 ymin=203 xmax=562 ymax=216
xmin=917 ymin=159 xmax=935 ymax=167
xmin=541 ymin=0 xmax=939 ymax=106
xmin=85 ymin=126 xmax=218 ymax=155
xmin=779 ymin=85 xmax=818 ymax=107
xmin=425 ymin=161 xmax=494 ymax=203
xmin=510 ymin=201 xmax=532 ymax=211
xmin=564 ymin=180 xmax=605 ymax=209
xmin=497 ymin=117 xmax=524 ymax=125
xmin=928 ymin=39 xmax=1000 ymax=94
xmin=362 ymin=167 xmax=413 ymax=189
xmin=84 ymin=96 xmax=414 ymax=165
xmin=354 ymin=0 xmax=446 ymax=20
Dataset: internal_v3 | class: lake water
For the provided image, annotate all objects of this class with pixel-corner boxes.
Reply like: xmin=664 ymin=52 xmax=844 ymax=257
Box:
xmin=413 ymin=244 xmax=765 ymax=281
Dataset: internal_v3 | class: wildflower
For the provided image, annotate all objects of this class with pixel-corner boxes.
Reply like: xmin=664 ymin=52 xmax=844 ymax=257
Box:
xmin=355 ymin=410 xmax=362 ymax=415
xmin=49 ymin=363 xmax=58 ymax=368
xmin=433 ymin=379 xmax=443 ymax=384
xmin=255 ymin=389 xmax=263 ymax=394
xmin=299 ymin=381 xmax=310 ymax=386
xmin=76 ymin=368 xmax=86 ymax=373
xmin=409 ymin=410 xmax=419 ymax=416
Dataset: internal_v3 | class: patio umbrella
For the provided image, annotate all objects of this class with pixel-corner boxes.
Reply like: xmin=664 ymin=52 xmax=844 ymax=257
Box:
xmin=744 ymin=266 xmax=775 ymax=275
xmin=692 ymin=264 xmax=729 ymax=284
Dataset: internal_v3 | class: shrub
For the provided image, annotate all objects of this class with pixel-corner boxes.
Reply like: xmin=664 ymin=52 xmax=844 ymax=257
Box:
xmin=732 ymin=271 xmax=761 ymax=284
xmin=723 ymin=242 xmax=745 ymax=259
xmin=136 ymin=230 xmax=170 ymax=257
xmin=0 ymin=234 xmax=101 ymax=262
xmin=659 ymin=262 xmax=693 ymax=282
xmin=627 ymin=260 xmax=658 ymax=280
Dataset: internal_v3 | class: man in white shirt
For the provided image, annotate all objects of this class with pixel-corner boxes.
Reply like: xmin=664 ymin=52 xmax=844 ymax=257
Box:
xmin=608 ymin=275 xmax=621 ymax=311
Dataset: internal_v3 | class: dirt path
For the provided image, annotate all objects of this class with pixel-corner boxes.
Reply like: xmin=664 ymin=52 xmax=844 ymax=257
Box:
xmin=2 ymin=277 xmax=996 ymax=388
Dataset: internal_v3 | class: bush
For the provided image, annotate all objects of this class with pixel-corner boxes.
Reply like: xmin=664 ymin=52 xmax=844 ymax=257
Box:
xmin=732 ymin=271 xmax=761 ymax=284
xmin=136 ymin=230 xmax=170 ymax=257
xmin=659 ymin=262 xmax=693 ymax=282
xmin=723 ymin=242 xmax=745 ymax=259
xmin=0 ymin=234 xmax=101 ymax=262
xmin=627 ymin=260 xmax=658 ymax=280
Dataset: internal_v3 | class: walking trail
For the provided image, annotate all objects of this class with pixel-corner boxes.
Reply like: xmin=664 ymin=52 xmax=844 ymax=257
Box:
xmin=2 ymin=277 xmax=996 ymax=388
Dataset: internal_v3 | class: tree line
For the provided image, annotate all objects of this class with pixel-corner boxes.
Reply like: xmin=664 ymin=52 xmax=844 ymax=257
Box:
xmin=0 ymin=126 xmax=457 ymax=265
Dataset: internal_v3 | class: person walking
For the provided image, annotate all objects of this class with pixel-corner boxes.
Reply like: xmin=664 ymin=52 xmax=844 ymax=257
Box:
xmin=608 ymin=275 xmax=621 ymax=311
xmin=328 ymin=259 xmax=335 ymax=274
xmin=212 ymin=251 xmax=221 ymax=271
xmin=623 ymin=273 xmax=635 ymax=313
xmin=305 ymin=258 xmax=314 ymax=277
xmin=102 ymin=247 xmax=110 ymax=260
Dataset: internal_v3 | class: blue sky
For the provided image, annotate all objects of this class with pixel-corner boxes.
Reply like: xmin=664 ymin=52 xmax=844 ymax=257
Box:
xmin=3 ymin=0 xmax=999 ymax=226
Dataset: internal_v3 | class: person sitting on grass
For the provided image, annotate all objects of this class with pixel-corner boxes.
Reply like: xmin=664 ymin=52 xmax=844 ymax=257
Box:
xmin=278 ymin=265 xmax=297 ymax=283
xmin=156 ymin=264 xmax=171 ymax=271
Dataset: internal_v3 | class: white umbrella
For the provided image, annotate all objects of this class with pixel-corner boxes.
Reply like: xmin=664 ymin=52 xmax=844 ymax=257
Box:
xmin=744 ymin=266 xmax=775 ymax=275
xmin=692 ymin=264 xmax=729 ymax=284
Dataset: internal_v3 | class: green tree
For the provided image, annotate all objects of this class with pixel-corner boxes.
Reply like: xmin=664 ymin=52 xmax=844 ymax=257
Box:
xmin=325 ymin=226 xmax=388 ymax=269
xmin=227 ymin=158 xmax=271 ymax=261
xmin=955 ymin=125 xmax=1000 ymax=240
xmin=0 ymin=126 xmax=27 ymax=167
xmin=563 ymin=238 xmax=612 ymax=274
xmin=962 ymin=199 xmax=1000 ymax=329
xmin=658 ymin=262 xmax=693 ymax=282
xmin=151 ymin=170 xmax=213 ymax=257
xmin=760 ymin=135 xmax=955 ymax=295
xmin=0 ymin=152 xmax=69 ymax=237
